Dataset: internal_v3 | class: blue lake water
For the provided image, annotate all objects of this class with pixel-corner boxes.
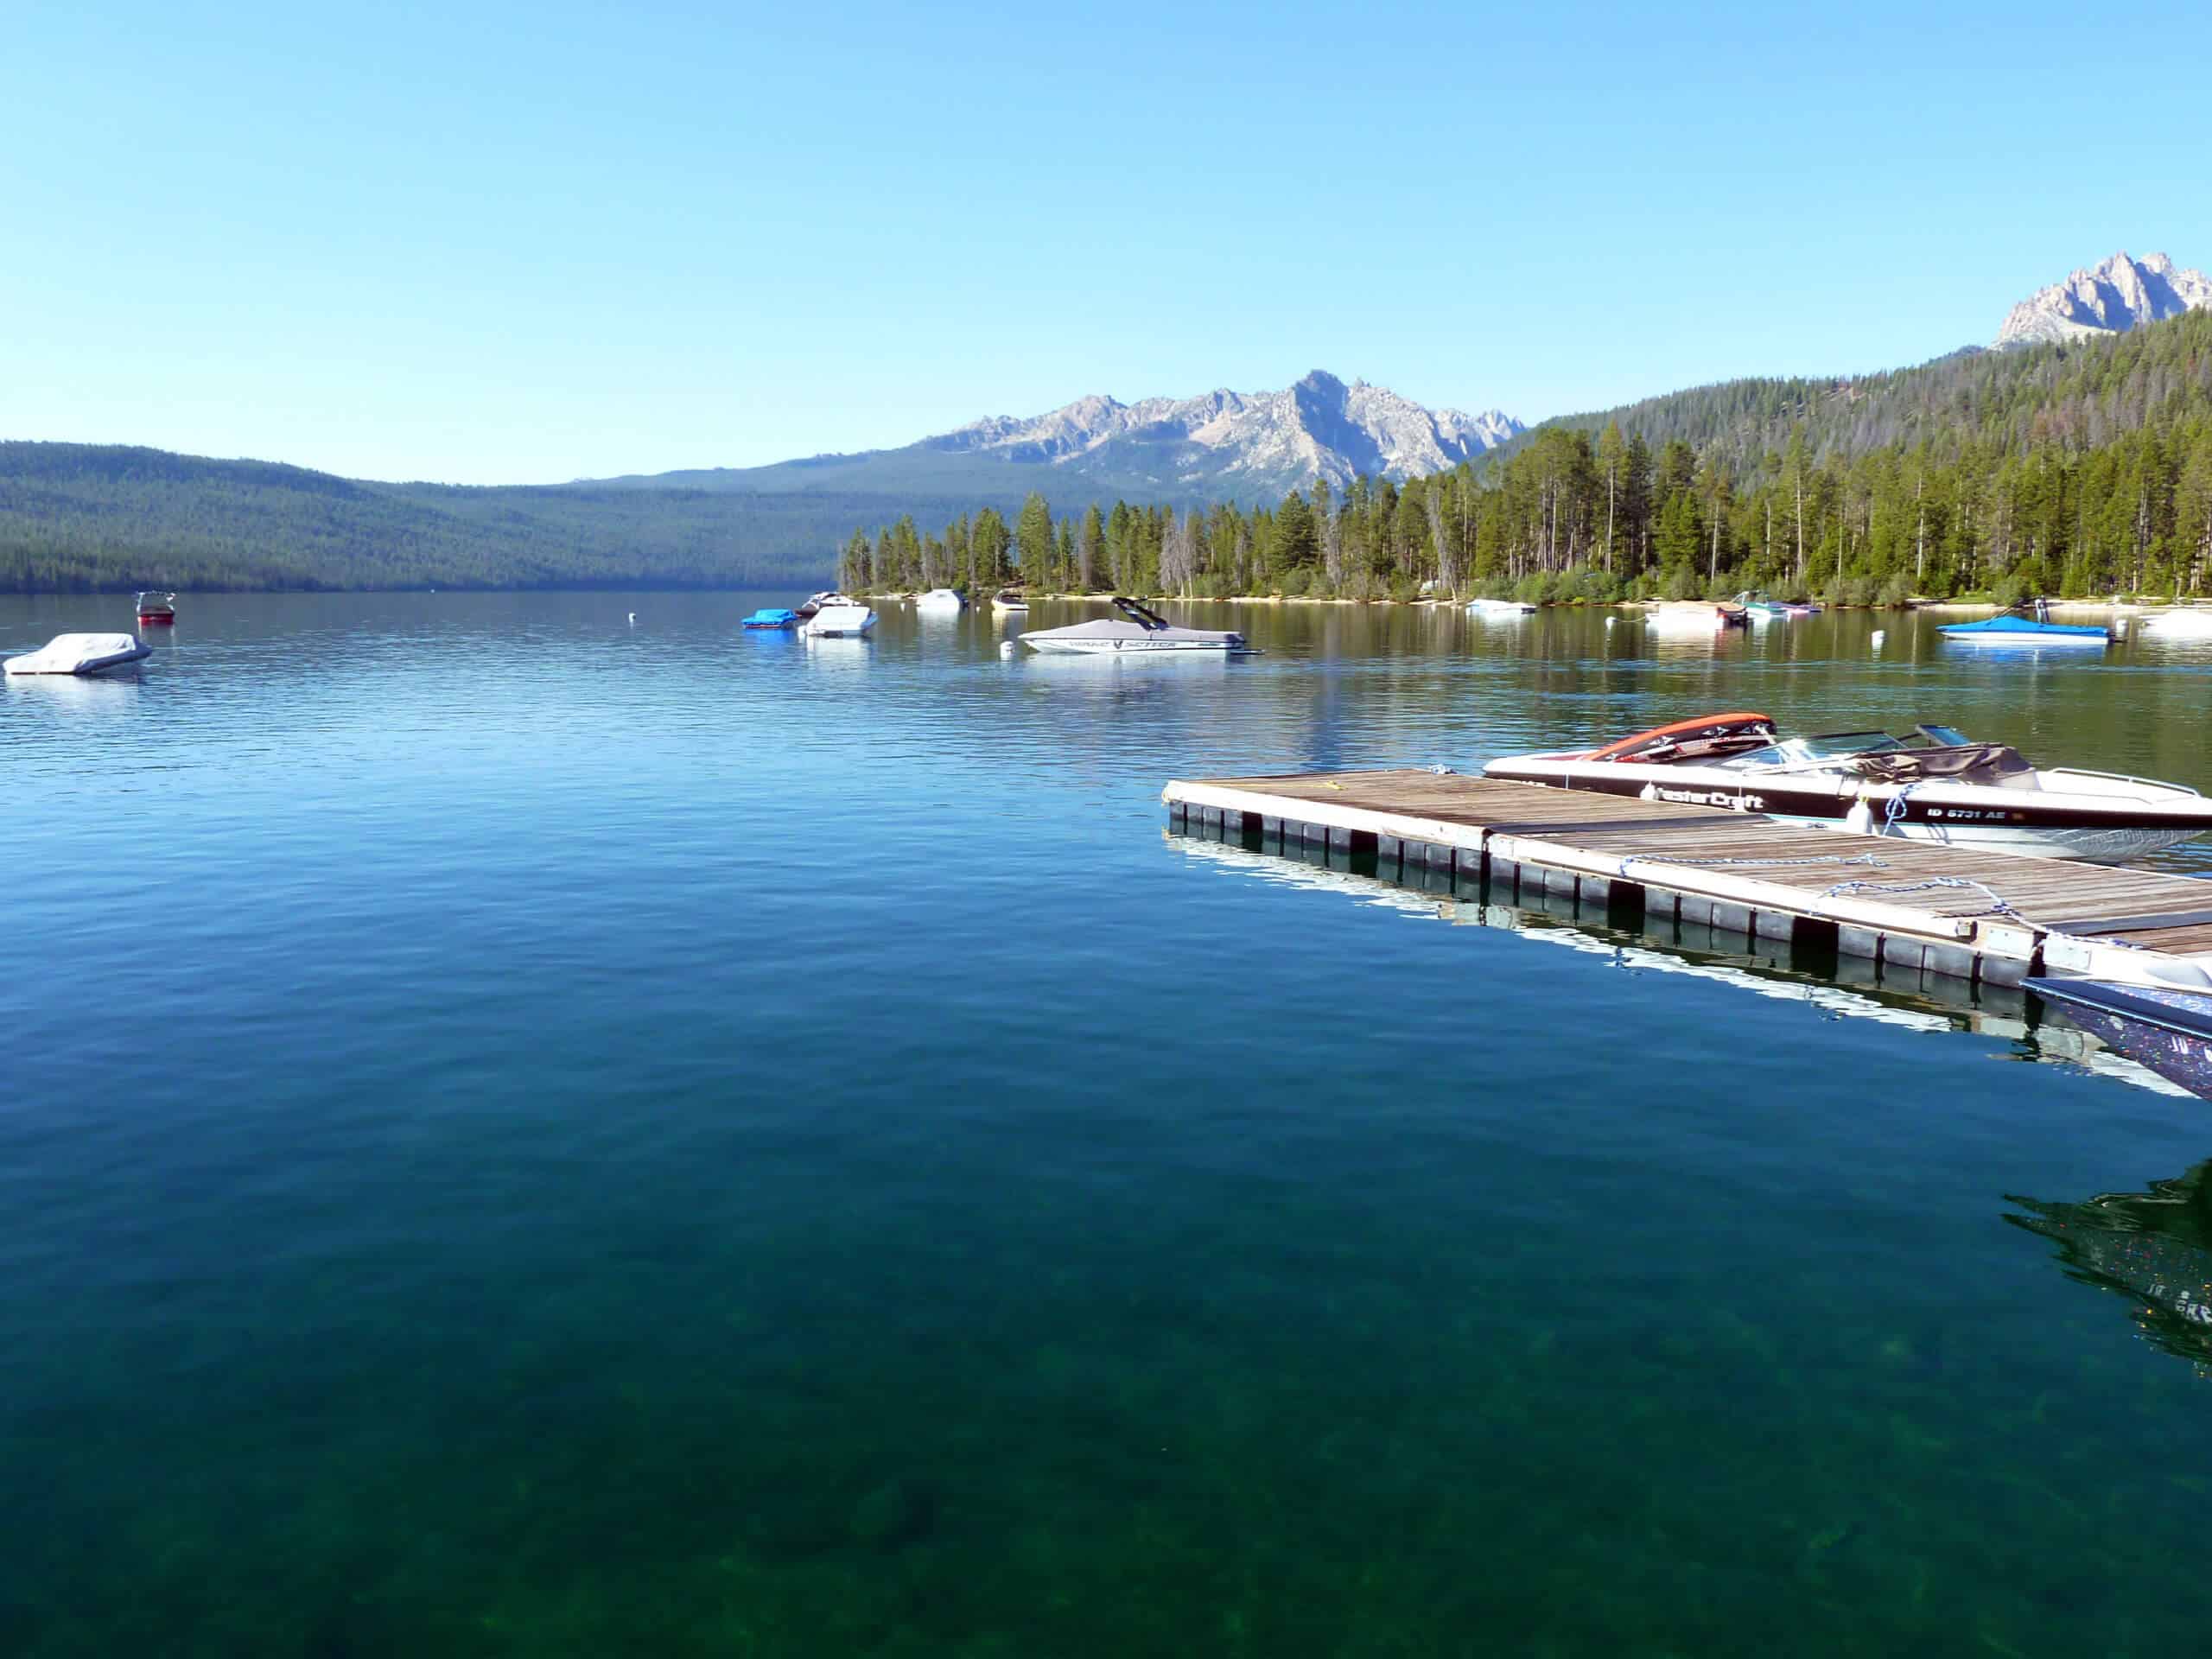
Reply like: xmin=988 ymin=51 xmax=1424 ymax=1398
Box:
xmin=3 ymin=592 xmax=2211 ymax=1655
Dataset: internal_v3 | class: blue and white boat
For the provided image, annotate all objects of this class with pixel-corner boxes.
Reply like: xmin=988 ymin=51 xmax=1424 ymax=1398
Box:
xmin=1940 ymin=600 xmax=2109 ymax=647
xmin=2028 ymin=978 xmax=2212 ymax=1099
xmin=742 ymin=608 xmax=799 ymax=630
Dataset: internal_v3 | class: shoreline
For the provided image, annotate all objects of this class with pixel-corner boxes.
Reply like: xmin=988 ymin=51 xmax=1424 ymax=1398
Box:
xmin=862 ymin=592 xmax=2210 ymax=614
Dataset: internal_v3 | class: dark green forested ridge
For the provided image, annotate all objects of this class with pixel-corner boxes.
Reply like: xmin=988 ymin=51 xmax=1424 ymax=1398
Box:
xmin=842 ymin=312 xmax=2212 ymax=604
xmin=10 ymin=311 xmax=2212 ymax=597
xmin=0 ymin=443 xmax=941 ymax=591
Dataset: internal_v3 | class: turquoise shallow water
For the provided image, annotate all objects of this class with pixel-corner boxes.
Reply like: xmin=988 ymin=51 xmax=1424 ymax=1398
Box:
xmin=3 ymin=593 xmax=2210 ymax=1656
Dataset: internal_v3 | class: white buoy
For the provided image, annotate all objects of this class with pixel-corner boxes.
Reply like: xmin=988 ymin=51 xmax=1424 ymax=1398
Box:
xmin=2113 ymin=618 xmax=2129 ymax=638
xmin=999 ymin=640 xmax=1016 ymax=658
xmin=627 ymin=612 xmax=636 ymax=625
xmin=1871 ymin=629 xmax=1886 ymax=651
xmin=1605 ymin=617 xmax=1616 ymax=629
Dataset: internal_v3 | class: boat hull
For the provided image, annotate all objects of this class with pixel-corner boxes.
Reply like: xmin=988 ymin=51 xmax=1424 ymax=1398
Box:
xmin=1022 ymin=636 xmax=1239 ymax=655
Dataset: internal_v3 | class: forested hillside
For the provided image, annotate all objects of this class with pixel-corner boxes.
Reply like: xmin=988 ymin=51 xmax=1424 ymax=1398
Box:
xmin=843 ymin=313 xmax=2212 ymax=603
xmin=0 ymin=444 xmax=946 ymax=591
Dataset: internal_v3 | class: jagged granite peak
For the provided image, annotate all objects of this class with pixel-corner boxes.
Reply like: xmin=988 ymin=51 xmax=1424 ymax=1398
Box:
xmin=1995 ymin=251 xmax=2212 ymax=347
xmin=922 ymin=370 xmax=1523 ymax=489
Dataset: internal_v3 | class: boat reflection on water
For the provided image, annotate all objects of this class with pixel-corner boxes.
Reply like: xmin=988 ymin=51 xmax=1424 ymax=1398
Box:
xmin=2007 ymin=1162 xmax=2212 ymax=1376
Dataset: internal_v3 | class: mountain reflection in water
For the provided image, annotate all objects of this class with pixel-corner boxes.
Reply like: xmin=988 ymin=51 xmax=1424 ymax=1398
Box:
xmin=2008 ymin=1162 xmax=2212 ymax=1374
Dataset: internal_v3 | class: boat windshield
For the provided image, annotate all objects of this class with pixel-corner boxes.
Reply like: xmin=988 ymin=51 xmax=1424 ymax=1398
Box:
xmin=1718 ymin=732 xmax=1905 ymax=769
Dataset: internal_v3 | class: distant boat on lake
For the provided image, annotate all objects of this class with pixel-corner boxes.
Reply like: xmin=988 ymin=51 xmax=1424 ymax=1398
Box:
xmin=135 ymin=590 xmax=176 ymax=626
xmin=3 ymin=632 xmax=153 ymax=676
xmin=741 ymin=607 xmax=798 ymax=630
xmin=800 ymin=597 xmax=875 ymax=638
xmin=915 ymin=588 xmax=965 ymax=613
xmin=1020 ymin=597 xmax=1249 ymax=655
xmin=1941 ymin=600 xmax=2109 ymax=646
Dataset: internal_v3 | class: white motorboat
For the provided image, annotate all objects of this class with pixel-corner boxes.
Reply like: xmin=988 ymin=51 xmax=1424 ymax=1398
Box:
xmin=915 ymin=588 xmax=965 ymax=613
xmin=1019 ymin=597 xmax=1251 ymax=656
xmin=1467 ymin=598 xmax=1538 ymax=617
xmin=800 ymin=596 xmax=876 ymax=638
xmin=991 ymin=590 xmax=1030 ymax=613
xmin=3 ymin=632 xmax=153 ymax=676
xmin=1485 ymin=711 xmax=2212 ymax=863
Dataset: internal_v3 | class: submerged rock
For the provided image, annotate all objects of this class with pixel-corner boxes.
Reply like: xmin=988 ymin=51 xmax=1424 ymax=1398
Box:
xmin=847 ymin=1478 xmax=936 ymax=1551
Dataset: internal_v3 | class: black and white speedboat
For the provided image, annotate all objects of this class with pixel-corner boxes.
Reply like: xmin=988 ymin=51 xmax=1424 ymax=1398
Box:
xmin=1019 ymin=597 xmax=1250 ymax=655
xmin=1484 ymin=711 xmax=2212 ymax=863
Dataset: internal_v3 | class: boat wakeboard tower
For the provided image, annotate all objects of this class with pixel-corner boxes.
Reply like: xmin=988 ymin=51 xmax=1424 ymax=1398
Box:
xmin=1486 ymin=713 xmax=2212 ymax=863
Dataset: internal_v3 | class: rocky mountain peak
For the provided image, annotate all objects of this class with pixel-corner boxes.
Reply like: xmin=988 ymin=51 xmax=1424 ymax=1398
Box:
xmin=918 ymin=372 xmax=1522 ymax=494
xmin=1995 ymin=251 xmax=2212 ymax=347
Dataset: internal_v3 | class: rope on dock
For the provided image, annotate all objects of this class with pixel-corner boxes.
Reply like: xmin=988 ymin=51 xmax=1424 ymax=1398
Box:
xmin=1819 ymin=875 xmax=2023 ymax=919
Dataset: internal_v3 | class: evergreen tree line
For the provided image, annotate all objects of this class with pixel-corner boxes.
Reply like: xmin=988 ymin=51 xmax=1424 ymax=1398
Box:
xmin=846 ymin=315 xmax=2212 ymax=603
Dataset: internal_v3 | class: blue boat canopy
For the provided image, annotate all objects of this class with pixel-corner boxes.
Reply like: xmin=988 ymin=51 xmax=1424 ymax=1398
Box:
xmin=1940 ymin=600 xmax=2108 ymax=642
xmin=742 ymin=608 xmax=799 ymax=626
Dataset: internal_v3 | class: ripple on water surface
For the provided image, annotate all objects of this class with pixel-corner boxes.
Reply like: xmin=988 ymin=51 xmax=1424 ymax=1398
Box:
xmin=1 ymin=592 xmax=2209 ymax=1656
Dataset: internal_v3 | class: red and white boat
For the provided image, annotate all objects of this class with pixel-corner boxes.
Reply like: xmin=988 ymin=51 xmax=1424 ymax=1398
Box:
xmin=135 ymin=590 xmax=176 ymax=625
xmin=1484 ymin=711 xmax=2212 ymax=864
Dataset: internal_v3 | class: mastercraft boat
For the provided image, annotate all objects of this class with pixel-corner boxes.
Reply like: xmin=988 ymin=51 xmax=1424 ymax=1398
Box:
xmin=1484 ymin=711 xmax=2212 ymax=862
xmin=3 ymin=632 xmax=154 ymax=676
xmin=1940 ymin=599 xmax=2109 ymax=646
xmin=1020 ymin=596 xmax=1250 ymax=655
xmin=800 ymin=597 xmax=875 ymax=638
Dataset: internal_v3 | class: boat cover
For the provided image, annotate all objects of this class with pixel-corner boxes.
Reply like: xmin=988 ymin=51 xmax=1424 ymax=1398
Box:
xmin=3 ymin=632 xmax=151 ymax=675
xmin=1941 ymin=614 xmax=2108 ymax=639
xmin=1842 ymin=743 xmax=2033 ymax=785
xmin=1586 ymin=712 xmax=1777 ymax=764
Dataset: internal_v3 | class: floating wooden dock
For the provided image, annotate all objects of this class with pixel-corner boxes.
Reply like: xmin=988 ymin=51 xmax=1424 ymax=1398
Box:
xmin=1161 ymin=771 xmax=2212 ymax=989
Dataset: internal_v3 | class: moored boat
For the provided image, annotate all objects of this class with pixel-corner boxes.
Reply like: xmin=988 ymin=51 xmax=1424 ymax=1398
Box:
xmin=991 ymin=590 xmax=1030 ymax=613
xmin=742 ymin=607 xmax=798 ymax=630
xmin=915 ymin=588 xmax=965 ymax=613
xmin=1733 ymin=590 xmax=1818 ymax=620
xmin=135 ymin=590 xmax=176 ymax=626
xmin=1644 ymin=601 xmax=1749 ymax=632
xmin=3 ymin=632 xmax=154 ymax=676
xmin=2143 ymin=607 xmax=2212 ymax=639
xmin=1466 ymin=598 xmax=1538 ymax=617
xmin=1020 ymin=596 xmax=1250 ymax=655
xmin=1484 ymin=711 xmax=2212 ymax=862
xmin=1941 ymin=600 xmax=2109 ymax=646
xmin=800 ymin=597 xmax=876 ymax=638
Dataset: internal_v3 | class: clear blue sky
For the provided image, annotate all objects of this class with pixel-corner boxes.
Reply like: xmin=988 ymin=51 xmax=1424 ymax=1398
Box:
xmin=3 ymin=1 xmax=2203 ymax=485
